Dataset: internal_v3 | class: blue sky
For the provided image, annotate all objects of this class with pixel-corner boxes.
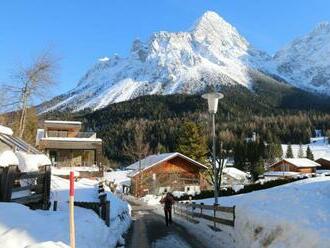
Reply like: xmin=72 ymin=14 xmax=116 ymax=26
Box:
xmin=1 ymin=0 xmax=330 ymax=97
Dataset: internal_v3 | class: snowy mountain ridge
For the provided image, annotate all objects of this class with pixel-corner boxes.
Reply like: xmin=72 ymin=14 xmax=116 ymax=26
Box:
xmin=273 ymin=22 xmax=330 ymax=94
xmin=39 ymin=11 xmax=330 ymax=113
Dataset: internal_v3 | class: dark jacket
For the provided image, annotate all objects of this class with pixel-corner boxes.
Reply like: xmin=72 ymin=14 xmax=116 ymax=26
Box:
xmin=160 ymin=193 xmax=175 ymax=210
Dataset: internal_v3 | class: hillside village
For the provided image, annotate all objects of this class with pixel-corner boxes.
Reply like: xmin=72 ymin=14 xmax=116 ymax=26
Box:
xmin=1 ymin=3 xmax=330 ymax=248
xmin=0 ymin=119 xmax=330 ymax=247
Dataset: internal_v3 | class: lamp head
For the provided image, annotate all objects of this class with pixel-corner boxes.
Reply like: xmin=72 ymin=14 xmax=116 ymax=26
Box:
xmin=202 ymin=92 xmax=224 ymax=114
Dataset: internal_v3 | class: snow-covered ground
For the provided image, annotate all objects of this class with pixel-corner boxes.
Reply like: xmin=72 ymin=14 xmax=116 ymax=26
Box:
xmin=0 ymin=174 xmax=131 ymax=248
xmin=139 ymin=177 xmax=330 ymax=248
xmin=51 ymin=166 xmax=100 ymax=177
xmin=191 ymin=177 xmax=330 ymax=248
xmin=104 ymin=170 xmax=132 ymax=193
xmin=282 ymin=137 xmax=330 ymax=160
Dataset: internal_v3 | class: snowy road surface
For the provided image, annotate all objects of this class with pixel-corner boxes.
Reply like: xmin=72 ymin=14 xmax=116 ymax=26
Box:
xmin=125 ymin=200 xmax=209 ymax=248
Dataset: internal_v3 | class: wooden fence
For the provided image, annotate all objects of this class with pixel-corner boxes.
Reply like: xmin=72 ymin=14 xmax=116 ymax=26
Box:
xmin=174 ymin=202 xmax=235 ymax=229
xmin=0 ymin=165 xmax=51 ymax=209
xmin=98 ymin=181 xmax=110 ymax=226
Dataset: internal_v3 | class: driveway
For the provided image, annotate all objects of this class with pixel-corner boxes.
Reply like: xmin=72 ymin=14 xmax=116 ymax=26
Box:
xmin=124 ymin=199 xmax=209 ymax=248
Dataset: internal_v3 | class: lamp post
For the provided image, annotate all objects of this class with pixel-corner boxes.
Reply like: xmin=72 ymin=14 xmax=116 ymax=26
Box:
xmin=202 ymin=92 xmax=224 ymax=205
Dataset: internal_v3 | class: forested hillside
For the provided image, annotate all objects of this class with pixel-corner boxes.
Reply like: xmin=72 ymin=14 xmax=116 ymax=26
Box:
xmin=41 ymin=82 xmax=330 ymax=166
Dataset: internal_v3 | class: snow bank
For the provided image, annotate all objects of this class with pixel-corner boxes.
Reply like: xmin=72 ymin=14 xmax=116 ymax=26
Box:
xmin=51 ymin=175 xmax=131 ymax=241
xmin=0 ymin=124 xmax=13 ymax=135
xmin=0 ymin=202 xmax=124 ymax=248
xmin=51 ymin=175 xmax=130 ymax=218
xmin=0 ymin=150 xmax=19 ymax=167
xmin=16 ymin=151 xmax=51 ymax=172
xmin=196 ymin=177 xmax=330 ymax=248
xmin=0 ymin=175 xmax=132 ymax=248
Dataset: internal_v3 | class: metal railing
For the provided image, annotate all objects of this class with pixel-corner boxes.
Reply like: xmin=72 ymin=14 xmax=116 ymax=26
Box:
xmin=46 ymin=131 xmax=97 ymax=139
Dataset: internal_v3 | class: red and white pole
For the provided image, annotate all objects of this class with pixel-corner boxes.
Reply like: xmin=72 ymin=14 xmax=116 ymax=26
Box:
xmin=69 ymin=171 xmax=76 ymax=248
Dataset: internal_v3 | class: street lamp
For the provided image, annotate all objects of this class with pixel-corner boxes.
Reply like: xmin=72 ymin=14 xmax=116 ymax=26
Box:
xmin=202 ymin=92 xmax=224 ymax=205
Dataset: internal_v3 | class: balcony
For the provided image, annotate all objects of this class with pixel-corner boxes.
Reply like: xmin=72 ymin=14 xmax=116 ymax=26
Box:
xmin=46 ymin=131 xmax=97 ymax=139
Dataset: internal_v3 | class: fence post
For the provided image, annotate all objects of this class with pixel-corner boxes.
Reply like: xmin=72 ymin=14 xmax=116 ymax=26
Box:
xmin=192 ymin=202 xmax=195 ymax=219
xmin=185 ymin=202 xmax=188 ymax=221
xmin=53 ymin=201 xmax=58 ymax=211
xmin=213 ymin=203 xmax=218 ymax=229
xmin=200 ymin=202 xmax=204 ymax=217
xmin=43 ymin=165 xmax=51 ymax=210
xmin=1 ymin=165 xmax=17 ymax=202
xmin=233 ymin=205 xmax=236 ymax=227
xmin=105 ymin=200 xmax=110 ymax=227
xmin=180 ymin=203 xmax=183 ymax=216
xmin=0 ymin=166 xmax=5 ymax=201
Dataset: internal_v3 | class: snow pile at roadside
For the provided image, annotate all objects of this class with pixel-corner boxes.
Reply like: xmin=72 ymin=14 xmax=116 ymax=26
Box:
xmin=196 ymin=177 xmax=330 ymax=248
xmin=47 ymin=175 xmax=131 ymax=247
xmin=0 ymin=202 xmax=120 ymax=248
xmin=51 ymin=175 xmax=130 ymax=220
xmin=0 ymin=176 xmax=131 ymax=247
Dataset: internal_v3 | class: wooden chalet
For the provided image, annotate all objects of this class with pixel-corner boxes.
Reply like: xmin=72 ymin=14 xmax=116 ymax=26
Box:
xmin=36 ymin=120 xmax=102 ymax=167
xmin=269 ymin=158 xmax=320 ymax=174
xmin=126 ymin=152 xmax=208 ymax=197
xmin=315 ymin=158 xmax=330 ymax=170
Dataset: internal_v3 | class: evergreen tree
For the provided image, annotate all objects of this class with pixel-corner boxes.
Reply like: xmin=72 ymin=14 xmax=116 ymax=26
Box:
xmin=286 ymin=143 xmax=294 ymax=158
xmin=306 ymin=146 xmax=314 ymax=160
xmin=250 ymin=159 xmax=265 ymax=181
xmin=298 ymin=143 xmax=304 ymax=158
xmin=176 ymin=121 xmax=207 ymax=162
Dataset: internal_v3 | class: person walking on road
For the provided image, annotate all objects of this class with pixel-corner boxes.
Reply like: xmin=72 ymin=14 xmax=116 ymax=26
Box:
xmin=160 ymin=192 xmax=175 ymax=226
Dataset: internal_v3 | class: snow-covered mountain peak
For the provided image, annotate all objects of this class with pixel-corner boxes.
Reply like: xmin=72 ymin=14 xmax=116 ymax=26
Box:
xmin=39 ymin=11 xmax=330 ymax=113
xmin=311 ymin=22 xmax=330 ymax=35
xmin=39 ymin=11 xmax=273 ymax=113
xmin=273 ymin=22 xmax=330 ymax=94
xmin=192 ymin=11 xmax=232 ymax=31
xmin=191 ymin=11 xmax=249 ymax=53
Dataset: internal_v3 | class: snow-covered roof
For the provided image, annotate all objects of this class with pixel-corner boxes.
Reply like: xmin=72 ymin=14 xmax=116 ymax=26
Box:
xmin=0 ymin=133 xmax=41 ymax=154
xmin=0 ymin=125 xmax=13 ymax=136
xmin=0 ymin=150 xmax=51 ymax=171
xmin=44 ymin=120 xmax=82 ymax=125
xmin=223 ymin=167 xmax=247 ymax=180
xmin=16 ymin=152 xmax=51 ymax=172
xmin=127 ymin=152 xmax=207 ymax=176
xmin=271 ymin=158 xmax=321 ymax=168
xmin=316 ymin=157 xmax=330 ymax=162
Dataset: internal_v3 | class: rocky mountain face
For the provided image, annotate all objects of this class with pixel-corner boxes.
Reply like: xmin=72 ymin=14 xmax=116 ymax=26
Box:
xmin=273 ymin=22 xmax=330 ymax=94
xmin=39 ymin=11 xmax=330 ymax=113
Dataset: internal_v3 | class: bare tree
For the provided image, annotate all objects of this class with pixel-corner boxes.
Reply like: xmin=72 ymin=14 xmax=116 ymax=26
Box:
xmin=123 ymin=126 xmax=150 ymax=196
xmin=205 ymin=141 xmax=230 ymax=192
xmin=0 ymin=50 xmax=58 ymax=138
